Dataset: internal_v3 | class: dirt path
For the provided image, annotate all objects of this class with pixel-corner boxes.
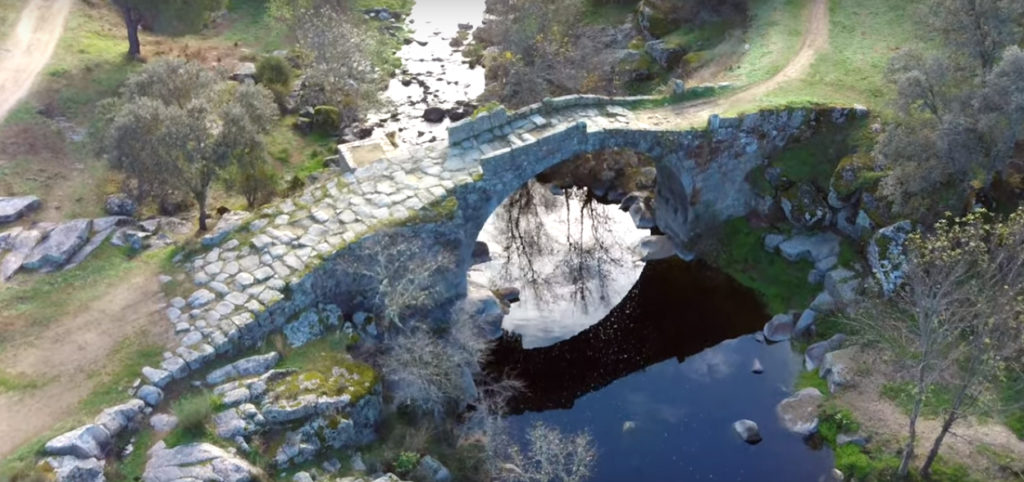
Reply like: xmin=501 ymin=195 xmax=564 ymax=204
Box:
xmin=638 ymin=0 xmax=830 ymax=128
xmin=0 ymin=0 xmax=74 ymax=122
xmin=836 ymin=347 xmax=1024 ymax=479
xmin=0 ymin=266 xmax=174 ymax=459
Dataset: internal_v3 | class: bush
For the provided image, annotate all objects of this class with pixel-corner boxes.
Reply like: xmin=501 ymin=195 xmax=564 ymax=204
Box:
xmin=165 ymin=390 xmax=216 ymax=446
xmin=817 ymin=405 xmax=860 ymax=446
xmin=256 ymin=55 xmax=293 ymax=87
xmin=312 ymin=105 xmax=341 ymax=134
xmin=393 ymin=451 xmax=421 ymax=475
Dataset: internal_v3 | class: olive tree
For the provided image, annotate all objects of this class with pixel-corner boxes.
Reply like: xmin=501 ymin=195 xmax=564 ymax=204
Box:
xmin=850 ymin=208 xmax=1024 ymax=478
xmin=103 ymin=60 xmax=278 ymax=230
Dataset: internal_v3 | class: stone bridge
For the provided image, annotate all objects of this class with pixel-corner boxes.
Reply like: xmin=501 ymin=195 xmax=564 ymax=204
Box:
xmin=40 ymin=93 xmax=868 ymax=475
xmin=154 ymin=94 xmax=864 ymax=382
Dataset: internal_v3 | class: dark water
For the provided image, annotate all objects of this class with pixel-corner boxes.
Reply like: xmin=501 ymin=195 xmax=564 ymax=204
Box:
xmin=489 ymin=258 xmax=836 ymax=481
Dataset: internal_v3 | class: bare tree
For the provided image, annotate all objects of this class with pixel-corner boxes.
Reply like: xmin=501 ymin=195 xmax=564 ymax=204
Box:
xmin=850 ymin=208 xmax=1024 ymax=478
xmin=296 ymin=5 xmax=387 ymax=128
xmin=488 ymin=421 xmax=598 ymax=482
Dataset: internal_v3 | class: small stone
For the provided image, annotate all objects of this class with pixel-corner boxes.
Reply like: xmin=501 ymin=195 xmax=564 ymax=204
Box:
xmin=733 ymin=419 xmax=761 ymax=444
xmin=150 ymin=414 xmax=178 ymax=433
xmin=136 ymin=385 xmax=164 ymax=407
xmin=752 ymin=359 xmax=764 ymax=374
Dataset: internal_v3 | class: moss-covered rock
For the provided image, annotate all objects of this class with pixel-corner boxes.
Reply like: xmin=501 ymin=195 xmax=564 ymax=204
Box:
xmin=312 ymin=106 xmax=341 ymax=135
xmin=830 ymin=153 xmax=884 ymax=204
xmin=780 ymin=183 xmax=832 ymax=229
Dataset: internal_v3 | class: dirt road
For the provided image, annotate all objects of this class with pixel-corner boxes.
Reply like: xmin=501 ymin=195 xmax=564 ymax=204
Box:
xmin=0 ymin=0 xmax=74 ymax=122
xmin=639 ymin=0 xmax=830 ymax=128
xmin=0 ymin=266 xmax=173 ymax=459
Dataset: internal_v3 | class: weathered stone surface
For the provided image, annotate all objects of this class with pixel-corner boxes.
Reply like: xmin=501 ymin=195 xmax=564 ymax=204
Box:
xmin=819 ymin=346 xmax=860 ymax=393
xmin=44 ymin=424 xmax=112 ymax=459
xmin=137 ymin=385 xmax=164 ymax=407
xmin=206 ymin=352 xmax=281 ymax=385
xmin=22 ymin=219 xmax=92 ymax=271
xmin=1 ymin=228 xmax=43 ymax=280
xmin=824 ymin=268 xmax=859 ymax=306
xmin=40 ymin=455 xmax=106 ymax=482
xmin=795 ymin=309 xmax=816 ymax=336
xmin=0 ymin=196 xmax=41 ymax=223
xmin=634 ymin=235 xmax=677 ymax=261
xmin=776 ymin=388 xmax=824 ymax=435
xmin=105 ymin=194 xmax=137 ymax=217
xmin=142 ymin=366 xmax=173 ymax=388
xmin=868 ymin=221 xmax=912 ymax=296
xmin=804 ymin=334 xmax=847 ymax=371
xmin=201 ymin=211 xmax=250 ymax=247
xmin=188 ymin=289 xmax=217 ymax=308
xmin=414 ymin=455 xmax=452 ymax=482
xmin=143 ymin=441 xmax=262 ymax=482
xmin=150 ymin=414 xmax=178 ymax=434
xmin=778 ymin=233 xmax=840 ymax=263
xmin=94 ymin=399 xmax=145 ymax=437
xmin=733 ymin=419 xmax=761 ymax=444
xmin=763 ymin=313 xmax=795 ymax=342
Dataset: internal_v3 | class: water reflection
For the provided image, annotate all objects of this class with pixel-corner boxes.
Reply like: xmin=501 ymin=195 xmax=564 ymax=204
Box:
xmin=472 ymin=182 xmax=648 ymax=348
xmin=490 ymin=258 xmax=836 ymax=481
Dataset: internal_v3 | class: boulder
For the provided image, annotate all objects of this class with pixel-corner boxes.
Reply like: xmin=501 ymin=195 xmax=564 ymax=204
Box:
xmin=137 ymin=385 xmax=164 ymax=407
xmin=22 ymin=219 xmax=92 ymax=271
xmin=94 ymin=399 xmax=146 ymax=437
xmin=150 ymin=414 xmax=178 ymax=434
xmin=809 ymin=291 xmax=836 ymax=313
xmin=414 ymin=456 xmax=452 ymax=482
xmin=104 ymin=194 xmax=138 ymax=217
xmin=780 ymin=183 xmax=831 ymax=229
xmin=458 ymin=286 xmax=505 ymax=340
xmin=422 ymin=107 xmax=447 ymax=123
xmin=230 ymin=62 xmax=257 ymax=82
xmin=819 ymin=346 xmax=860 ymax=393
xmin=763 ymin=233 xmax=786 ymax=253
xmin=0 ymin=196 xmax=41 ymax=223
xmin=44 ymin=424 xmax=112 ymax=459
xmin=804 ymin=334 xmax=847 ymax=371
xmin=283 ymin=310 xmax=327 ymax=347
xmin=635 ymin=235 xmax=677 ymax=261
xmin=795 ymin=309 xmax=816 ymax=336
xmin=732 ymin=419 xmax=762 ymax=444
xmin=1 ymin=228 xmax=44 ymax=280
xmin=142 ymin=366 xmax=173 ymax=388
xmin=143 ymin=441 xmax=263 ymax=482
xmin=644 ymin=39 xmax=684 ymax=69
xmin=471 ymin=241 xmax=491 ymax=264
xmin=776 ymin=388 xmax=824 ymax=435
xmin=778 ymin=233 xmax=840 ymax=263
xmin=824 ymin=268 xmax=859 ymax=306
xmin=201 ymin=211 xmax=250 ymax=247
xmin=206 ymin=352 xmax=281 ymax=385
xmin=867 ymin=221 xmax=912 ymax=296
xmin=763 ymin=313 xmax=795 ymax=342
xmin=628 ymin=196 xmax=656 ymax=229
xmin=40 ymin=455 xmax=106 ymax=482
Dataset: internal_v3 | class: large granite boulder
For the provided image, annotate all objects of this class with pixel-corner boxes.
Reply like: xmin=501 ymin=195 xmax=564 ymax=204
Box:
xmin=414 ymin=455 xmax=452 ymax=482
xmin=819 ymin=346 xmax=860 ymax=393
xmin=94 ymin=399 xmax=146 ymax=438
xmin=867 ymin=221 xmax=912 ymax=296
xmin=143 ymin=441 xmax=263 ymax=482
xmin=44 ymin=424 xmax=112 ymax=459
xmin=457 ymin=285 xmax=505 ymax=340
xmin=1 ymin=228 xmax=44 ymax=280
xmin=0 ymin=195 xmax=41 ymax=223
xmin=778 ymin=233 xmax=840 ymax=263
xmin=780 ymin=183 xmax=832 ymax=229
xmin=40 ymin=455 xmax=106 ymax=482
xmin=22 ymin=219 xmax=92 ymax=271
xmin=776 ymin=388 xmax=824 ymax=435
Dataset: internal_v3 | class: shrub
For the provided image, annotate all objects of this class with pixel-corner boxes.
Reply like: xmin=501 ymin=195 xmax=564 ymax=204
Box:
xmin=256 ymin=56 xmax=293 ymax=88
xmin=394 ymin=451 xmax=421 ymax=475
xmin=311 ymin=105 xmax=341 ymax=134
xmin=165 ymin=390 xmax=216 ymax=446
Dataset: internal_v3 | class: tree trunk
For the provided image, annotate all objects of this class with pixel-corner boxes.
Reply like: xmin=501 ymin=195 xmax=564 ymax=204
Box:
xmin=899 ymin=394 xmax=924 ymax=477
xmin=197 ymin=194 xmax=208 ymax=232
xmin=921 ymin=362 xmax=976 ymax=478
xmin=122 ymin=6 xmax=142 ymax=58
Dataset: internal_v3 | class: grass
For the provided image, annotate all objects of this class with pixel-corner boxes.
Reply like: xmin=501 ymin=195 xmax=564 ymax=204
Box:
xmin=0 ymin=369 xmax=45 ymax=393
xmin=0 ymin=244 xmax=164 ymax=351
xmin=769 ymin=117 xmax=872 ymax=189
xmin=274 ymin=331 xmax=377 ymax=401
xmin=725 ymin=0 xmax=806 ymax=86
xmin=164 ymin=390 xmax=219 ymax=447
xmin=795 ymin=369 xmax=829 ymax=393
xmin=0 ymin=334 xmax=164 ymax=480
xmin=711 ymin=217 xmax=818 ymax=313
xmin=754 ymin=0 xmax=928 ymax=110
xmin=582 ymin=0 xmax=637 ymax=26
xmin=880 ymin=381 xmax=957 ymax=419
xmin=220 ymin=0 xmax=292 ymax=52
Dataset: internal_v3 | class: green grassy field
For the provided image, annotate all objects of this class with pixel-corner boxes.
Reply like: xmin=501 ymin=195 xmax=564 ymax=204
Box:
xmin=725 ymin=0 xmax=807 ymax=87
xmin=754 ymin=0 xmax=928 ymax=109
